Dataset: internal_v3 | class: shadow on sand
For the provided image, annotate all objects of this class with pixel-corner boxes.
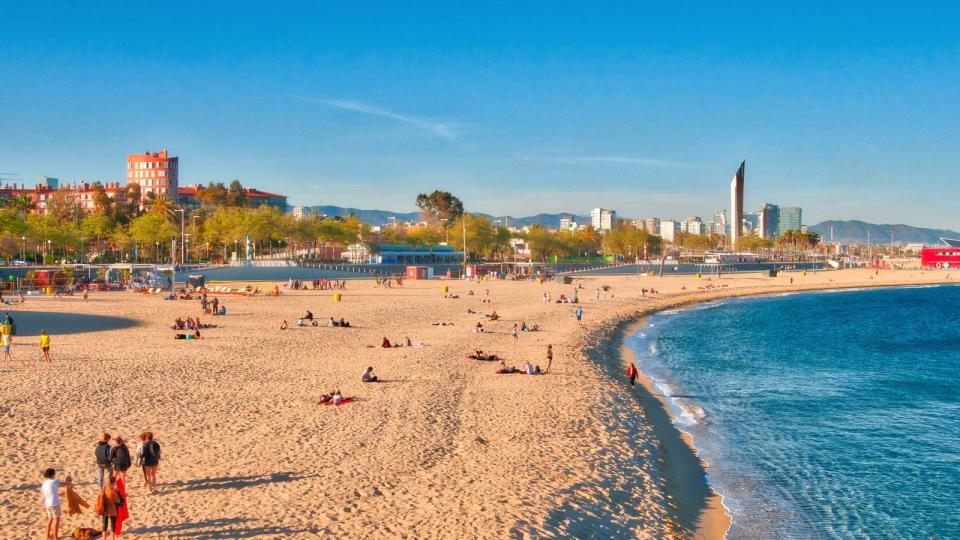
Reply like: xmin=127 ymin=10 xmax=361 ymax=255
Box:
xmin=127 ymin=517 xmax=324 ymax=538
xmin=163 ymin=471 xmax=313 ymax=493
xmin=3 ymin=311 xmax=139 ymax=336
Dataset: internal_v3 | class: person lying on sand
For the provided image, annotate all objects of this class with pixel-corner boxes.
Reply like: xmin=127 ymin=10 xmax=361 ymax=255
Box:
xmin=468 ymin=350 xmax=500 ymax=361
xmin=431 ymin=322 xmax=454 ymax=326
xmin=496 ymin=361 xmax=519 ymax=374
xmin=174 ymin=330 xmax=201 ymax=340
xmin=280 ymin=320 xmax=288 ymax=330
xmin=486 ymin=311 xmax=500 ymax=321
xmin=362 ymin=367 xmax=379 ymax=383
xmin=443 ymin=293 xmax=460 ymax=299
xmin=524 ymin=362 xmax=542 ymax=375
xmin=318 ymin=388 xmax=335 ymax=404
xmin=466 ymin=309 xmax=477 ymax=314
xmin=381 ymin=337 xmax=392 ymax=348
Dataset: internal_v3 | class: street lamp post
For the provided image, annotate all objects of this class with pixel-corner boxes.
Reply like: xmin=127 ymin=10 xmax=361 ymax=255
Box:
xmin=20 ymin=236 xmax=25 ymax=262
xmin=175 ymin=208 xmax=186 ymax=265
xmin=46 ymin=240 xmax=51 ymax=265
xmin=155 ymin=241 xmax=160 ymax=263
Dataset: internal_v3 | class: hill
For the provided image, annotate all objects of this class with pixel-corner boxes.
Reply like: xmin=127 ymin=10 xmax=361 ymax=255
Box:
xmin=304 ymin=206 xmax=590 ymax=229
xmin=809 ymin=220 xmax=960 ymax=245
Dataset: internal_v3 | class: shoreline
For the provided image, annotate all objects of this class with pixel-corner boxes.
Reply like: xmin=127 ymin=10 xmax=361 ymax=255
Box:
xmin=591 ymin=277 xmax=958 ymax=539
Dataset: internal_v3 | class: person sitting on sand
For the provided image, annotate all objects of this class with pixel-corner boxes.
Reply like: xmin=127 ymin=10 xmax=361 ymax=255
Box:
xmin=362 ymin=366 xmax=379 ymax=383
xmin=339 ymin=318 xmax=350 ymax=328
xmin=381 ymin=337 xmax=392 ymax=348
xmin=487 ymin=311 xmax=500 ymax=321
xmin=475 ymin=321 xmax=484 ymax=333
xmin=280 ymin=320 xmax=288 ymax=330
xmin=524 ymin=362 xmax=539 ymax=375
xmin=172 ymin=317 xmax=185 ymax=330
xmin=329 ymin=317 xmax=338 ymax=327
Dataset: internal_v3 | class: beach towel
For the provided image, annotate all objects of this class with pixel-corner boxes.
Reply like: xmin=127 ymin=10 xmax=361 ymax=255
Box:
xmin=115 ymin=476 xmax=129 ymax=535
xmin=65 ymin=485 xmax=89 ymax=515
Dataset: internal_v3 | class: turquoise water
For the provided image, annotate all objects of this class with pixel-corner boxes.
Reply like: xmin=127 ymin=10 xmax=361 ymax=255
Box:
xmin=626 ymin=285 xmax=960 ymax=539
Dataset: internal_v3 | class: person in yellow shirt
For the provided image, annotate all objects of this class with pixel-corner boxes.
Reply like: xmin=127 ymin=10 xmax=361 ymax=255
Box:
xmin=40 ymin=329 xmax=51 ymax=361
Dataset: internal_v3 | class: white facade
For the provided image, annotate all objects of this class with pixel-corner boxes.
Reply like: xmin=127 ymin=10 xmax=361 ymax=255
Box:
xmin=590 ymin=208 xmax=616 ymax=231
xmin=660 ymin=220 xmax=680 ymax=242
xmin=644 ymin=217 xmax=660 ymax=235
xmin=559 ymin=216 xmax=578 ymax=231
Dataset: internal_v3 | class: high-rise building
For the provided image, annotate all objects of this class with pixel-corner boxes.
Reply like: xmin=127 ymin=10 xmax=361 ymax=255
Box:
xmin=778 ymin=207 xmax=802 ymax=234
xmin=590 ymin=208 xmax=616 ymax=231
xmin=744 ymin=212 xmax=760 ymax=235
xmin=759 ymin=204 xmax=779 ymax=239
xmin=644 ymin=217 xmax=660 ymax=235
xmin=758 ymin=204 xmax=802 ymax=238
xmin=127 ymin=149 xmax=178 ymax=201
xmin=660 ymin=220 xmax=680 ymax=242
xmin=729 ymin=161 xmax=745 ymax=245
xmin=683 ymin=217 xmax=705 ymax=235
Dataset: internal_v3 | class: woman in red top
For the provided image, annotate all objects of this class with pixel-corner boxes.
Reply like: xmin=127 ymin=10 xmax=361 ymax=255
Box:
xmin=626 ymin=363 xmax=639 ymax=387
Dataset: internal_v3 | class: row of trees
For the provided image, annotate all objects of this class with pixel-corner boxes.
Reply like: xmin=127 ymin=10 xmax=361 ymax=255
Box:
xmin=0 ymin=185 xmax=821 ymax=265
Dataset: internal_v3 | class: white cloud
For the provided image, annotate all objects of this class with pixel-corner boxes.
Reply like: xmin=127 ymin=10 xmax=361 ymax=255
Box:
xmin=304 ymin=98 xmax=459 ymax=140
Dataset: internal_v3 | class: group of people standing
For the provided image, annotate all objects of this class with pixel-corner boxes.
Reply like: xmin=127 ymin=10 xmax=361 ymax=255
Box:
xmin=39 ymin=432 xmax=163 ymax=539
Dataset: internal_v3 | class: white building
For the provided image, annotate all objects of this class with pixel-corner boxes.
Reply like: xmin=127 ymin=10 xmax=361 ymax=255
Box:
xmin=590 ymin=208 xmax=616 ymax=231
xmin=644 ymin=218 xmax=660 ymax=235
xmin=660 ymin=220 xmax=680 ymax=242
xmin=559 ymin=216 xmax=578 ymax=232
xmin=683 ymin=217 xmax=705 ymax=235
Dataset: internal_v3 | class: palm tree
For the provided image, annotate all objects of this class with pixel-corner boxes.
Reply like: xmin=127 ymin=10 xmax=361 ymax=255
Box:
xmin=149 ymin=195 xmax=175 ymax=219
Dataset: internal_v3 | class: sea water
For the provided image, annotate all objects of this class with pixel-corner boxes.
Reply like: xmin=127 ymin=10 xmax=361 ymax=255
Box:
xmin=626 ymin=285 xmax=960 ymax=539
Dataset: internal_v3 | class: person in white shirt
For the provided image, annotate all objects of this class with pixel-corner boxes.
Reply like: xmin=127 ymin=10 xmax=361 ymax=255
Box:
xmin=41 ymin=468 xmax=63 ymax=540
xmin=525 ymin=362 xmax=537 ymax=375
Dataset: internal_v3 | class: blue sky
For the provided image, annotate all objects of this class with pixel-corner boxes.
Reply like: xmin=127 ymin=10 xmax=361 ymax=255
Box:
xmin=1 ymin=2 xmax=958 ymax=228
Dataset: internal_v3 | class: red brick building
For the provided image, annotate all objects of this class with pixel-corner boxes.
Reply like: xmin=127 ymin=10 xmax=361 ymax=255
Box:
xmin=127 ymin=149 xmax=178 ymax=200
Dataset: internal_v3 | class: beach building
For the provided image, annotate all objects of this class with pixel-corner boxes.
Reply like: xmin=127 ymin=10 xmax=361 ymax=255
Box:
xmin=590 ymin=208 xmax=616 ymax=231
xmin=127 ymin=149 xmax=178 ymax=201
xmin=0 ymin=179 xmax=128 ymax=215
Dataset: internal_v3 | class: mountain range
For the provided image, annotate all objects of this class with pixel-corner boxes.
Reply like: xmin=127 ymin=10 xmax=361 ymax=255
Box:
xmin=306 ymin=205 xmax=590 ymax=229
xmin=807 ymin=220 xmax=960 ymax=245
xmin=307 ymin=206 xmax=959 ymax=245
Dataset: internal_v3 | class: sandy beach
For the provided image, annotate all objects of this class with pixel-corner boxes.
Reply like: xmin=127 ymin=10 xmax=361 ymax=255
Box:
xmin=0 ymin=267 xmax=953 ymax=538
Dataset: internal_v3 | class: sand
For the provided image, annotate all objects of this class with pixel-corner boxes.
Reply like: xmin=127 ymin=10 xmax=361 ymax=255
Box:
xmin=0 ymin=267 xmax=952 ymax=538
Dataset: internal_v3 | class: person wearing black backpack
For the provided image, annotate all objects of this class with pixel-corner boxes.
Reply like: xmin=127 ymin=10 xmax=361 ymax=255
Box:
xmin=109 ymin=436 xmax=132 ymax=482
xmin=95 ymin=433 xmax=112 ymax=488
xmin=141 ymin=432 xmax=161 ymax=494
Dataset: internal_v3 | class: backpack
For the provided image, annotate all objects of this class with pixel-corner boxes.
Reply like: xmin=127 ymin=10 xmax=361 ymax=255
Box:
xmin=111 ymin=446 xmax=131 ymax=470
xmin=144 ymin=440 xmax=161 ymax=464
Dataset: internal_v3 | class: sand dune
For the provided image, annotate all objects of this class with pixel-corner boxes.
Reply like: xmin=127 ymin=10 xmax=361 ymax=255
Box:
xmin=0 ymin=268 xmax=951 ymax=538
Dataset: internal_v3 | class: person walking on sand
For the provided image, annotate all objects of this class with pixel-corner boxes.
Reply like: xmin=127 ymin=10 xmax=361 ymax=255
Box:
xmin=2 ymin=329 xmax=12 ymax=361
xmin=109 ymin=436 xmax=132 ymax=482
xmin=39 ymin=330 xmax=51 ymax=361
xmin=141 ymin=432 xmax=161 ymax=494
xmin=511 ymin=324 xmax=518 ymax=344
xmin=575 ymin=306 xmax=583 ymax=325
xmin=626 ymin=362 xmax=639 ymax=387
xmin=41 ymin=467 xmax=66 ymax=540
xmin=546 ymin=344 xmax=553 ymax=373
xmin=83 ymin=289 xmax=89 ymax=302
xmin=95 ymin=433 xmax=112 ymax=488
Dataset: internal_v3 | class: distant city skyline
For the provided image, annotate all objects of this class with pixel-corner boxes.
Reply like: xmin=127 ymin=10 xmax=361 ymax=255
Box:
xmin=2 ymin=3 xmax=958 ymax=229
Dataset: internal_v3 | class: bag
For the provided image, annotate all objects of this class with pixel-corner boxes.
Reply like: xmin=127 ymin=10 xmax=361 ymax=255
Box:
xmin=150 ymin=440 xmax=161 ymax=461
